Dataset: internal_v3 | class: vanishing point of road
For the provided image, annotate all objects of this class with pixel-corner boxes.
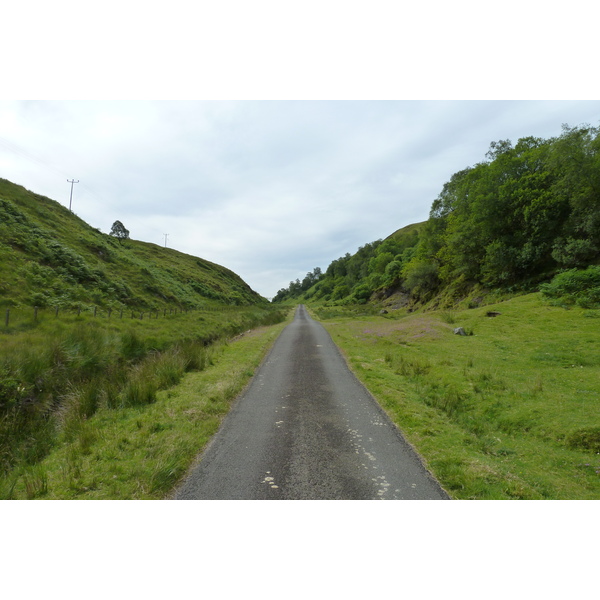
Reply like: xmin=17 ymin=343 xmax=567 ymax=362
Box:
xmin=174 ymin=305 xmax=449 ymax=500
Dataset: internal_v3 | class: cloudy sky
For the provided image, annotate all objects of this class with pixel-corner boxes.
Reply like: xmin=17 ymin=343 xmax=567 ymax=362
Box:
xmin=2 ymin=100 xmax=599 ymax=298
xmin=1 ymin=2 xmax=598 ymax=300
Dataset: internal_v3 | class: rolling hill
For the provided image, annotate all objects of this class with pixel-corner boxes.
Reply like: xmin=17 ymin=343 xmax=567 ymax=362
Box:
xmin=0 ymin=177 xmax=265 ymax=311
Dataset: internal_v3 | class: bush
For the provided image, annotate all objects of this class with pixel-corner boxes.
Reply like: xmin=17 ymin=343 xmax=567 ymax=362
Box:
xmin=552 ymin=238 xmax=597 ymax=267
xmin=540 ymin=266 xmax=600 ymax=307
xmin=351 ymin=283 xmax=372 ymax=304
xmin=331 ymin=283 xmax=350 ymax=301
xmin=402 ymin=259 xmax=440 ymax=295
xmin=0 ymin=369 xmax=26 ymax=411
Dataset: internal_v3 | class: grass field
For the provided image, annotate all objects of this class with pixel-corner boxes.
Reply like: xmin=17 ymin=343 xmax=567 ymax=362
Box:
xmin=1 ymin=312 xmax=292 ymax=499
xmin=0 ymin=305 xmax=291 ymax=498
xmin=311 ymin=294 xmax=600 ymax=499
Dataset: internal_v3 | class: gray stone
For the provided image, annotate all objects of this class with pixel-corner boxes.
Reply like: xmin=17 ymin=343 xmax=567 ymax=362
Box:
xmin=453 ymin=327 xmax=467 ymax=336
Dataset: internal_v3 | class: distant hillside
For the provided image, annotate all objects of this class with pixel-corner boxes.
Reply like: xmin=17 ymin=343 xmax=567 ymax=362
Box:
xmin=274 ymin=122 xmax=600 ymax=308
xmin=0 ymin=178 xmax=265 ymax=310
xmin=272 ymin=221 xmax=425 ymax=304
xmin=385 ymin=221 xmax=425 ymax=242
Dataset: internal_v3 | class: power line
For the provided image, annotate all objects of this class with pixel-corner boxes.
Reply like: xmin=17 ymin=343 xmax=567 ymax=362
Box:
xmin=0 ymin=135 xmax=105 ymax=213
xmin=0 ymin=134 xmax=69 ymax=179
xmin=67 ymin=179 xmax=79 ymax=212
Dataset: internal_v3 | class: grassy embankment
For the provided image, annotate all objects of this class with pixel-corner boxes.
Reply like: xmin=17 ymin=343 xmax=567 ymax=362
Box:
xmin=0 ymin=177 xmax=292 ymax=498
xmin=0 ymin=177 xmax=264 ymax=312
xmin=1 ymin=306 xmax=293 ymax=499
xmin=311 ymin=294 xmax=600 ymax=499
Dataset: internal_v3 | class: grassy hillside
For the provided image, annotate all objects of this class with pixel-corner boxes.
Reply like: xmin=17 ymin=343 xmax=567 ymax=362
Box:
xmin=0 ymin=177 xmax=265 ymax=312
xmin=273 ymin=221 xmax=426 ymax=304
xmin=384 ymin=221 xmax=425 ymax=242
xmin=0 ymin=177 xmax=289 ymax=497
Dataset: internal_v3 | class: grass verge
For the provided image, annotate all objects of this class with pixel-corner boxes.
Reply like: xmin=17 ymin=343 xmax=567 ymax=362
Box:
xmin=311 ymin=294 xmax=600 ymax=499
xmin=1 ymin=315 xmax=291 ymax=499
xmin=0 ymin=312 xmax=285 ymax=499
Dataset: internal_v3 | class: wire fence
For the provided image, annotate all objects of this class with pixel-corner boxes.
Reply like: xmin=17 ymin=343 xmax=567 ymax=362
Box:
xmin=2 ymin=303 xmax=257 ymax=329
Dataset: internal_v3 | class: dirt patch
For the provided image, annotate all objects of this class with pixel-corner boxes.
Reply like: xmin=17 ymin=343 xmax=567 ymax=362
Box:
xmin=357 ymin=316 xmax=451 ymax=343
xmin=230 ymin=325 xmax=273 ymax=342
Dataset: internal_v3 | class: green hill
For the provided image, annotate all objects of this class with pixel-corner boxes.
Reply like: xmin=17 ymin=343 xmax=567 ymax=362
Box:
xmin=272 ymin=220 xmax=425 ymax=304
xmin=0 ymin=177 xmax=265 ymax=311
xmin=274 ymin=122 xmax=600 ymax=309
xmin=385 ymin=220 xmax=425 ymax=242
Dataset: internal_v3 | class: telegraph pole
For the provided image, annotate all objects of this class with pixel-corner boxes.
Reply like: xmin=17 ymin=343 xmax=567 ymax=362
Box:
xmin=67 ymin=179 xmax=79 ymax=212
xmin=164 ymin=233 xmax=169 ymax=248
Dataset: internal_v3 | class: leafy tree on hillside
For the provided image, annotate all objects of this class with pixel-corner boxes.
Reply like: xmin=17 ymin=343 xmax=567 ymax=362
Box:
xmin=272 ymin=122 xmax=600 ymax=307
xmin=403 ymin=123 xmax=599 ymax=298
xmin=110 ymin=220 xmax=130 ymax=245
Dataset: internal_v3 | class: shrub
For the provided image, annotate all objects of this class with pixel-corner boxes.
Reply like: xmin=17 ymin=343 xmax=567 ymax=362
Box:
xmin=122 ymin=372 xmax=158 ymax=406
xmin=120 ymin=330 xmax=147 ymax=362
xmin=351 ymin=283 xmax=372 ymax=304
xmin=552 ymin=238 xmax=597 ymax=267
xmin=402 ymin=259 xmax=440 ymax=295
xmin=331 ymin=283 xmax=350 ymax=301
xmin=383 ymin=259 xmax=403 ymax=285
xmin=0 ymin=369 xmax=26 ymax=411
xmin=540 ymin=266 xmax=600 ymax=307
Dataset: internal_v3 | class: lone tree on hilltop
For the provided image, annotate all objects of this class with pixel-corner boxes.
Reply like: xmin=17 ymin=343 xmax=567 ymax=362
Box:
xmin=110 ymin=220 xmax=130 ymax=244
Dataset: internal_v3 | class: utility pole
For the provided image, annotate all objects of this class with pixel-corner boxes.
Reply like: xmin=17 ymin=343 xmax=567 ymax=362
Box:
xmin=67 ymin=179 xmax=79 ymax=212
xmin=164 ymin=233 xmax=169 ymax=248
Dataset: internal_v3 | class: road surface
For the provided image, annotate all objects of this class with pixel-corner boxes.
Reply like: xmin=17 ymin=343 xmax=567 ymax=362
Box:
xmin=174 ymin=305 xmax=449 ymax=500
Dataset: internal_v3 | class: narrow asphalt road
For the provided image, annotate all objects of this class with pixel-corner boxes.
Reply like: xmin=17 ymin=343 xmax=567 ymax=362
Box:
xmin=174 ymin=305 xmax=449 ymax=500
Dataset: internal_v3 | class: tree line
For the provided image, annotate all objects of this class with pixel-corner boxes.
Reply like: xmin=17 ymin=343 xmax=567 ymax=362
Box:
xmin=273 ymin=123 xmax=600 ymax=305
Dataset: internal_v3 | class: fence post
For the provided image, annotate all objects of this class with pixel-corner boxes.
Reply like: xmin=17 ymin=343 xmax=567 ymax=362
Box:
xmin=108 ymin=308 xmax=112 ymax=319
xmin=34 ymin=306 xmax=38 ymax=322
xmin=94 ymin=306 xmax=97 ymax=317
xmin=77 ymin=306 xmax=81 ymax=316
xmin=55 ymin=306 xmax=59 ymax=318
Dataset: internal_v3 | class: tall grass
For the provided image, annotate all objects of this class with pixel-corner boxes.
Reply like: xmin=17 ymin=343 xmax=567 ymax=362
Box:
xmin=0 ymin=306 xmax=288 ymax=487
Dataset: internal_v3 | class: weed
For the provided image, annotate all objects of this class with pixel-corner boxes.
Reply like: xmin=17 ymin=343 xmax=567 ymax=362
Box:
xmin=150 ymin=452 xmax=186 ymax=494
xmin=152 ymin=350 xmax=187 ymax=389
xmin=23 ymin=464 xmax=48 ymax=499
xmin=0 ymin=303 xmax=290 ymax=485
xmin=122 ymin=372 xmax=158 ymax=407
xmin=440 ymin=311 xmax=457 ymax=324
xmin=387 ymin=353 xmax=431 ymax=378
xmin=120 ymin=330 xmax=147 ymax=362
xmin=566 ymin=427 xmax=600 ymax=453
xmin=421 ymin=382 xmax=468 ymax=417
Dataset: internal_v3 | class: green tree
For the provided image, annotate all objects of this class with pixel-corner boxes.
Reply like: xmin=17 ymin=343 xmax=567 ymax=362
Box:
xmin=110 ymin=220 xmax=130 ymax=245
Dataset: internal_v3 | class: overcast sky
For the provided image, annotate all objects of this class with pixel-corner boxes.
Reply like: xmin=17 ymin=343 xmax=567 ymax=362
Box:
xmin=1 ymin=100 xmax=599 ymax=298
xmin=1 ymin=2 xmax=599 ymax=299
